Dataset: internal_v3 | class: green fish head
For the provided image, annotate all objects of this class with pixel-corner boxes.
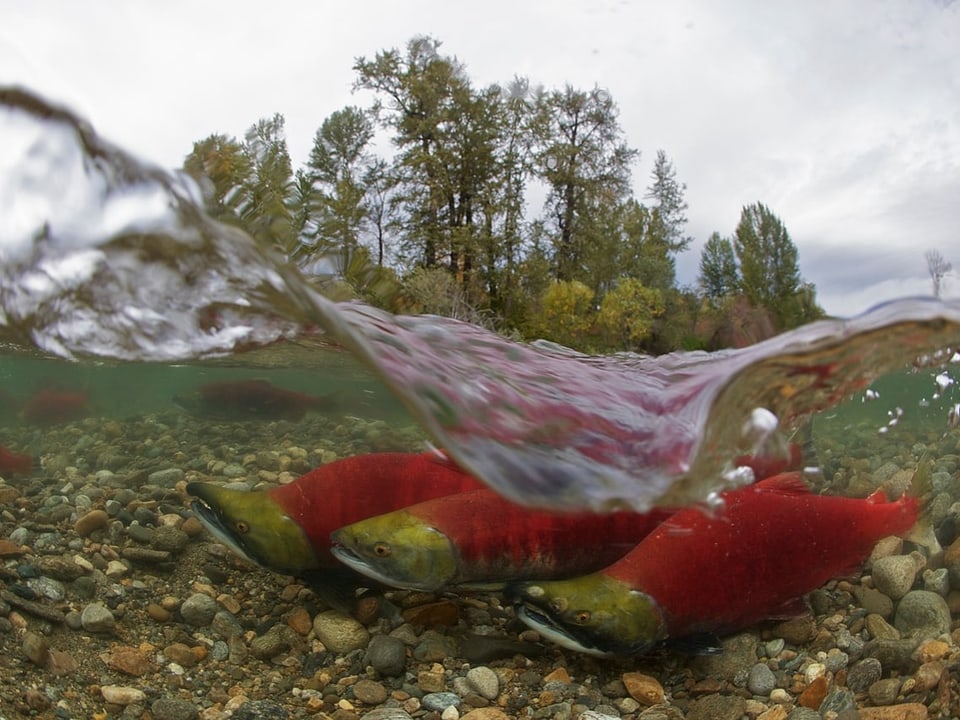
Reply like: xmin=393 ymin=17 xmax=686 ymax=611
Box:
xmin=188 ymin=482 xmax=319 ymax=572
xmin=331 ymin=511 xmax=457 ymax=591
xmin=510 ymin=574 xmax=666 ymax=657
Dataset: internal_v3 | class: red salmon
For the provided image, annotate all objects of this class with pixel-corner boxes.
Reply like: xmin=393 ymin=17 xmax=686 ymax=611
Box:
xmin=0 ymin=445 xmax=32 ymax=476
xmin=512 ymin=472 xmax=919 ymax=656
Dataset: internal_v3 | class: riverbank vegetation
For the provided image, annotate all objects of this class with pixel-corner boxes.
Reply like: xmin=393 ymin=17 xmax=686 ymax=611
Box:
xmin=182 ymin=36 xmax=825 ymax=353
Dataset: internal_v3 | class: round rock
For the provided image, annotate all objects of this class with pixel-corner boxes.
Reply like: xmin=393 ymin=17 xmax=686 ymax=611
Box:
xmin=894 ymin=590 xmax=952 ymax=639
xmin=313 ymin=610 xmax=370 ymax=653
xmin=151 ymin=696 xmax=200 ymax=720
xmin=180 ymin=593 xmax=218 ymax=627
xmin=364 ymin=634 xmax=407 ymax=677
xmin=465 ymin=666 xmax=500 ymax=700
xmin=871 ymin=555 xmax=917 ymax=600
xmin=747 ymin=663 xmax=777 ymax=696
xmin=80 ymin=603 xmax=116 ymax=633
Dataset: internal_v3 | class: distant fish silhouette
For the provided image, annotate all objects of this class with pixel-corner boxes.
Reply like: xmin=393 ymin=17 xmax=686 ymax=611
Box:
xmin=22 ymin=388 xmax=91 ymax=424
xmin=0 ymin=444 xmax=32 ymax=476
xmin=173 ymin=378 xmax=337 ymax=421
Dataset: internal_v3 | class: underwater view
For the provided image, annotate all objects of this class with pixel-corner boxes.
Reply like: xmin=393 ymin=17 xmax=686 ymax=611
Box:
xmin=3 ymin=88 xmax=960 ymax=719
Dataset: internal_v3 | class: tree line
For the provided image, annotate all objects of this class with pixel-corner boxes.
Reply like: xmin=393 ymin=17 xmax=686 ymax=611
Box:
xmin=182 ymin=35 xmax=825 ymax=353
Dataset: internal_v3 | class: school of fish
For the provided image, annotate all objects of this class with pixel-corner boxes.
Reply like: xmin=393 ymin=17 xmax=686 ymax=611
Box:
xmin=185 ymin=442 xmax=927 ymax=657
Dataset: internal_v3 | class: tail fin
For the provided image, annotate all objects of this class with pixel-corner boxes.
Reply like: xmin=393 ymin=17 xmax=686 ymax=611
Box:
xmin=903 ymin=455 xmax=941 ymax=556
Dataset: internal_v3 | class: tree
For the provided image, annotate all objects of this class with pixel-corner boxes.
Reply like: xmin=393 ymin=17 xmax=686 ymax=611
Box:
xmin=530 ymin=84 xmax=638 ymax=283
xmin=732 ymin=202 xmax=822 ymax=329
xmin=926 ymin=249 xmax=952 ymax=298
xmin=596 ymin=278 xmax=665 ymax=349
xmin=699 ymin=232 xmax=739 ymax=299
xmin=645 ymin=149 xmax=692 ymax=254
xmin=303 ymin=106 xmax=377 ymax=269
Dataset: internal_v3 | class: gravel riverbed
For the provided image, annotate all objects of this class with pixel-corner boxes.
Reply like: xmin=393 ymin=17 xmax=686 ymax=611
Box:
xmin=1 ymin=411 xmax=960 ymax=720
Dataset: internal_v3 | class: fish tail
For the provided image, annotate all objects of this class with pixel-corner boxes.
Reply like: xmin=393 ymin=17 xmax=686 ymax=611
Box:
xmin=903 ymin=455 xmax=941 ymax=555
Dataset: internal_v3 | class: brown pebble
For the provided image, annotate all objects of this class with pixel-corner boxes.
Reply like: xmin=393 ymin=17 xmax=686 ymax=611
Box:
xmin=757 ymin=706 xmax=789 ymax=720
xmin=798 ymin=675 xmax=828 ymax=709
xmin=402 ymin=600 xmax=460 ymax=627
xmin=146 ymin=603 xmax=170 ymax=622
xmin=75 ymin=509 xmax=109 ymax=537
xmin=180 ymin=516 xmax=205 ymax=537
xmin=913 ymin=660 xmax=944 ymax=691
xmin=284 ymin=606 xmax=313 ymax=635
xmin=353 ymin=595 xmax=382 ymax=625
xmin=353 ymin=678 xmax=388 ymax=705
xmin=622 ymin=671 xmax=665 ymax=706
xmin=163 ymin=642 xmax=199 ymax=667
xmin=0 ymin=538 xmax=24 ymax=556
xmin=543 ymin=667 xmax=571 ymax=684
xmin=771 ymin=614 xmax=816 ymax=644
xmin=46 ymin=648 xmax=77 ymax=676
xmin=461 ymin=710 xmax=511 ymax=720
xmin=104 ymin=646 xmax=153 ymax=677
xmin=916 ymin=639 xmax=949 ymax=663
xmin=417 ymin=670 xmax=446 ymax=693
xmin=22 ymin=631 xmax=49 ymax=667
xmin=858 ymin=703 xmax=929 ymax=720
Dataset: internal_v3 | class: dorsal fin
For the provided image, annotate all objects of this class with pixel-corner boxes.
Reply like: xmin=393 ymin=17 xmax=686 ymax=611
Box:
xmin=753 ymin=472 xmax=811 ymax=495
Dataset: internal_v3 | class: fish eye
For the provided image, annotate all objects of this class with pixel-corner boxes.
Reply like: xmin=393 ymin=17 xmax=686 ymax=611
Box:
xmin=373 ymin=542 xmax=392 ymax=557
xmin=574 ymin=610 xmax=591 ymax=624
xmin=236 ymin=521 xmax=249 ymax=534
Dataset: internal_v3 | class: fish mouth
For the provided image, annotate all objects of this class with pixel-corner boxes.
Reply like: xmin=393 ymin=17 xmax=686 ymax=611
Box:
xmin=512 ymin=601 xmax=615 ymax=658
xmin=189 ymin=496 xmax=259 ymax=566
xmin=329 ymin=541 xmax=441 ymax=592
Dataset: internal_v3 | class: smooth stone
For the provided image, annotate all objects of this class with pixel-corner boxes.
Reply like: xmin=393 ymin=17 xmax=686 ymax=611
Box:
xmin=365 ymin=634 xmax=408 ymax=677
xmin=312 ymin=610 xmax=370 ymax=653
xmin=74 ymin=509 xmax=110 ymax=537
xmin=867 ymin=678 xmax=902 ymax=706
xmin=846 ymin=657 xmax=883 ymax=693
xmin=80 ymin=603 xmax=116 ymax=633
xmin=893 ymin=590 xmax=951 ymax=639
xmin=686 ymin=694 xmax=746 ymax=720
xmin=465 ymin=666 xmax=500 ymax=701
xmin=180 ymin=593 xmax=218 ymax=627
xmin=747 ymin=663 xmax=777 ymax=696
xmin=422 ymin=692 xmax=461 ymax=712
xmin=871 ymin=555 xmax=918 ymax=600
xmin=101 ymin=685 xmax=146 ymax=706
xmin=147 ymin=468 xmax=185 ymax=486
xmin=362 ymin=711 xmax=415 ymax=720
xmin=151 ymin=696 xmax=200 ymax=720
xmin=353 ymin=678 xmax=389 ymax=705
xmin=858 ymin=703 xmax=929 ymax=719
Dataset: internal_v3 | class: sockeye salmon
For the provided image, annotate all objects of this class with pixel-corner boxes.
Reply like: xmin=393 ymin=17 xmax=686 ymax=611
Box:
xmin=511 ymin=470 xmax=920 ymax=657
xmin=188 ymin=451 xmax=485 ymax=573
xmin=22 ymin=388 xmax=90 ymax=424
xmin=0 ymin=444 xmax=32 ymax=476
xmin=174 ymin=378 xmax=337 ymax=421
xmin=331 ymin=487 xmax=675 ymax=592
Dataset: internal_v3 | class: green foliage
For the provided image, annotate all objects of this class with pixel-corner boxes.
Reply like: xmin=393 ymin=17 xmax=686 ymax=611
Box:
xmin=181 ymin=35 xmax=829 ymax=353
xmin=596 ymin=279 xmax=665 ymax=349
xmin=529 ymin=280 xmax=596 ymax=348
xmin=699 ymin=231 xmax=739 ymax=299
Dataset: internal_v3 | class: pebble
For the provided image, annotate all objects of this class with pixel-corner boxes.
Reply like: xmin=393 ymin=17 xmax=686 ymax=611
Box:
xmin=747 ymin=662 xmax=778 ymax=696
xmin=465 ymin=665 xmax=500 ymax=700
xmin=365 ymin=634 xmax=408 ymax=677
xmin=101 ymin=685 xmax=146 ymax=705
xmin=148 ymin=467 xmax=185 ymax=486
xmin=622 ymin=671 xmax=664 ymax=705
xmin=151 ymin=696 xmax=200 ymax=720
xmin=80 ymin=602 xmax=116 ymax=633
xmin=872 ymin=555 xmax=918 ymax=600
xmin=74 ymin=509 xmax=109 ymax=537
xmin=353 ymin=678 xmax=389 ymax=705
xmin=179 ymin=592 xmax=218 ymax=627
xmin=363 ymin=711 xmax=415 ymax=720
xmin=868 ymin=678 xmax=902 ymax=705
xmin=312 ymin=610 xmax=370 ymax=653
xmin=422 ymin=692 xmax=461 ymax=712
xmin=858 ymin=704 xmax=930 ymax=719
xmin=846 ymin=657 xmax=883 ymax=693
xmin=893 ymin=590 xmax=952 ymax=638
xmin=686 ymin=693 xmax=745 ymax=720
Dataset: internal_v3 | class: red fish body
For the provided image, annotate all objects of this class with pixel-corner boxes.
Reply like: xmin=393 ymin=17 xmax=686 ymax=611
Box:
xmin=513 ymin=472 xmax=919 ymax=656
xmin=609 ymin=474 xmax=917 ymax=636
xmin=181 ymin=379 xmax=335 ymax=420
xmin=332 ymin=487 xmax=675 ymax=591
xmin=0 ymin=445 xmax=32 ymax=476
xmin=188 ymin=451 xmax=486 ymax=572
xmin=22 ymin=388 xmax=90 ymax=424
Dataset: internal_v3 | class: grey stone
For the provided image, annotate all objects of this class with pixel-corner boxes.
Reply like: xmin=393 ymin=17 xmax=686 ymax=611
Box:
xmin=871 ymin=555 xmax=917 ymax=600
xmin=150 ymin=697 xmax=199 ymax=720
xmin=231 ymin=700 xmax=288 ymax=720
xmin=867 ymin=677 xmax=901 ymax=706
xmin=147 ymin=468 xmax=184 ymax=486
xmin=845 ymin=657 xmax=882 ymax=693
xmin=686 ymin=694 xmax=746 ymax=720
xmin=80 ymin=603 xmax=116 ymax=633
xmin=421 ymin=692 xmax=461 ymax=712
xmin=365 ymin=634 xmax=407 ymax=677
xmin=893 ymin=590 xmax=952 ymax=639
xmin=818 ymin=688 xmax=856 ymax=715
xmin=465 ymin=665 xmax=500 ymax=700
xmin=747 ymin=663 xmax=777 ymax=696
xmin=179 ymin=593 xmax=218 ymax=627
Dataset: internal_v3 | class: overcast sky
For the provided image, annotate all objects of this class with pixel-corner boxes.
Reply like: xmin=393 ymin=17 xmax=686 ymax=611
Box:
xmin=3 ymin=0 xmax=958 ymax=317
